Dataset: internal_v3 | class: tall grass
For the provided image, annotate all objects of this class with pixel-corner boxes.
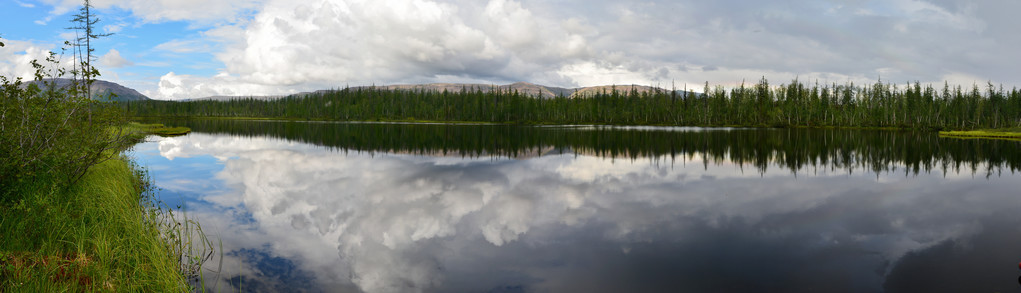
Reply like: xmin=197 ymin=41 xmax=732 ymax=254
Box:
xmin=0 ymin=155 xmax=212 ymax=291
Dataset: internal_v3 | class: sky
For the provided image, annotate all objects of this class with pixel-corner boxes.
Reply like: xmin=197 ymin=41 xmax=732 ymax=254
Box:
xmin=1 ymin=0 xmax=1019 ymax=100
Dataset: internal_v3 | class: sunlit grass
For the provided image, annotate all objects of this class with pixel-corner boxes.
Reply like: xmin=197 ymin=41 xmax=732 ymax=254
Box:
xmin=124 ymin=122 xmax=192 ymax=137
xmin=939 ymin=128 xmax=1021 ymax=141
xmin=0 ymin=156 xmax=201 ymax=291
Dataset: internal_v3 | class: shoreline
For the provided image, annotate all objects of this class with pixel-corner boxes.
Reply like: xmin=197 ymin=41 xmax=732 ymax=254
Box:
xmin=0 ymin=155 xmax=190 ymax=291
xmin=129 ymin=115 xmax=941 ymax=132
xmin=0 ymin=124 xmax=204 ymax=291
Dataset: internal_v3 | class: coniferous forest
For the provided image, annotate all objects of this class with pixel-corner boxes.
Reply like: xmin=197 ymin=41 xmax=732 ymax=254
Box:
xmin=123 ymin=78 xmax=1021 ymax=130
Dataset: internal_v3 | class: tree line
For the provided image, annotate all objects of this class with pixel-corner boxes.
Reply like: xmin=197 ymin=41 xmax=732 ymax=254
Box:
xmin=124 ymin=78 xmax=1021 ymax=130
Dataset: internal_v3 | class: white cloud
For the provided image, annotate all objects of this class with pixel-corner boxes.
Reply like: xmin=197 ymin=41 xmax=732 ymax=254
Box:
xmin=98 ymin=48 xmax=133 ymax=68
xmin=0 ymin=39 xmax=61 ymax=80
xmin=556 ymin=61 xmax=661 ymax=87
xmin=30 ymin=0 xmax=1021 ymax=98
xmin=146 ymin=0 xmax=594 ymax=99
xmin=154 ymin=71 xmax=301 ymax=100
xmin=38 ymin=0 xmax=80 ymax=16
xmin=153 ymin=39 xmax=214 ymax=53
xmin=57 ymin=32 xmax=77 ymax=42
xmin=34 ymin=16 xmax=57 ymax=26
xmin=103 ymin=23 xmax=125 ymax=34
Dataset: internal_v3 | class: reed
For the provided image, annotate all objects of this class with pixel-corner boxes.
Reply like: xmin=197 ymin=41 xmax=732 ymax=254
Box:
xmin=0 ymin=155 xmax=211 ymax=291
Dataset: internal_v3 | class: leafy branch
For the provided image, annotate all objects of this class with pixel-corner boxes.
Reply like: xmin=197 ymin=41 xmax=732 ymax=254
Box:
xmin=0 ymin=0 xmax=128 ymax=196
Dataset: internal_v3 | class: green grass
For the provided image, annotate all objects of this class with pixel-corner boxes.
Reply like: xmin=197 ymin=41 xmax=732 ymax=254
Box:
xmin=124 ymin=122 xmax=191 ymax=137
xmin=938 ymin=127 xmax=1021 ymax=141
xmin=0 ymin=156 xmax=193 ymax=292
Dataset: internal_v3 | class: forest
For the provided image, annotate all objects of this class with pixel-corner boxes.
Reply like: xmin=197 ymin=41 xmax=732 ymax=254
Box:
xmin=123 ymin=78 xmax=1021 ymax=131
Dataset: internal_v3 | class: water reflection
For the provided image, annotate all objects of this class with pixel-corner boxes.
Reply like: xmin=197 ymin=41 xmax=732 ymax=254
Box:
xmin=161 ymin=119 xmax=1021 ymax=176
xmin=129 ymin=122 xmax=1021 ymax=293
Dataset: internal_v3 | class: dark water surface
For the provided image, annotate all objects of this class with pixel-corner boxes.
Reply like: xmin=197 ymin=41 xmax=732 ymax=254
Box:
xmin=129 ymin=120 xmax=1021 ymax=293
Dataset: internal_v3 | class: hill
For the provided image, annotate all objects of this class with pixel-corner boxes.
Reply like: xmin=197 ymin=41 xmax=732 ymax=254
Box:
xmin=354 ymin=83 xmax=697 ymax=99
xmin=187 ymin=95 xmax=286 ymax=102
xmin=25 ymin=78 xmax=150 ymax=102
xmin=351 ymin=82 xmax=573 ymax=99
xmin=569 ymin=84 xmax=666 ymax=98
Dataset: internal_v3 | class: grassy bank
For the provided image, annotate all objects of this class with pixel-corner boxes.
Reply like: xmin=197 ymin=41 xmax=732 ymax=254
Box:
xmin=939 ymin=128 xmax=1021 ymax=141
xmin=0 ymin=156 xmax=190 ymax=291
xmin=124 ymin=122 xmax=192 ymax=137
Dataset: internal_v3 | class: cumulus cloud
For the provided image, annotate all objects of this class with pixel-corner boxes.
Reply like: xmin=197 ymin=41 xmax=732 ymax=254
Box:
xmin=98 ymin=48 xmax=133 ymax=68
xmin=154 ymin=71 xmax=306 ymax=100
xmin=218 ymin=0 xmax=585 ymax=85
xmin=141 ymin=0 xmax=593 ymax=99
xmin=0 ymin=40 xmax=62 ymax=80
xmin=29 ymin=0 xmax=1021 ymax=99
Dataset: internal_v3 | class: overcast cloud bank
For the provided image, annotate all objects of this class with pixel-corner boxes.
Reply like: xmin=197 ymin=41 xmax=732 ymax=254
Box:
xmin=2 ymin=0 xmax=1019 ymax=100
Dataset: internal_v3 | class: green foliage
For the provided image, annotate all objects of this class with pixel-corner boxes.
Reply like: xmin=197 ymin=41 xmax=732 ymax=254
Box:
xmin=0 ymin=53 xmax=127 ymax=199
xmin=124 ymin=79 xmax=1021 ymax=131
xmin=1 ymin=2 xmax=129 ymax=198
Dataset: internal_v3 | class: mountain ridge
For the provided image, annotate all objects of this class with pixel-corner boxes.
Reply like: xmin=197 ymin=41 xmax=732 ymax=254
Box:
xmin=24 ymin=78 xmax=150 ymax=102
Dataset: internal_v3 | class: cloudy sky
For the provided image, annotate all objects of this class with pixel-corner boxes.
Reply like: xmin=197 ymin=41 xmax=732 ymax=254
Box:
xmin=1 ymin=0 xmax=1019 ymax=100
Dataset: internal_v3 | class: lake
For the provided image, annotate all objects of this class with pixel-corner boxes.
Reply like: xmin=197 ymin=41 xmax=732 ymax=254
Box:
xmin=129 ymin=120 xmax=1021 ymax=293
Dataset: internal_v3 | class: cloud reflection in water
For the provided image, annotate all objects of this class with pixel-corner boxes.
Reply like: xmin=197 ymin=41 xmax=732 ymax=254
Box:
xmin=131 ymin=133 xmax=1021 ymax=293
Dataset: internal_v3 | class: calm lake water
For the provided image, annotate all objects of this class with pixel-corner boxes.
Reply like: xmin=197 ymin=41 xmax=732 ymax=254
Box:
xmin=129 ymin=120 xmax=1021 ymax=293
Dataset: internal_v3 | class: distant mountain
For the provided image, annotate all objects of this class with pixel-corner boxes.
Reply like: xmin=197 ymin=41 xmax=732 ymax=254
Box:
xmin=569 ymin=84 xmax=666 ymax=98
xmin=350 ymin=82 xmax=573 ymax=99
xmin=334 ymin=82 xmax=691 ymax=99
xmin=25 ymin=78 xmax=149 ymax=102
xmin=188 ymin=95 xmax=287 ymax=102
